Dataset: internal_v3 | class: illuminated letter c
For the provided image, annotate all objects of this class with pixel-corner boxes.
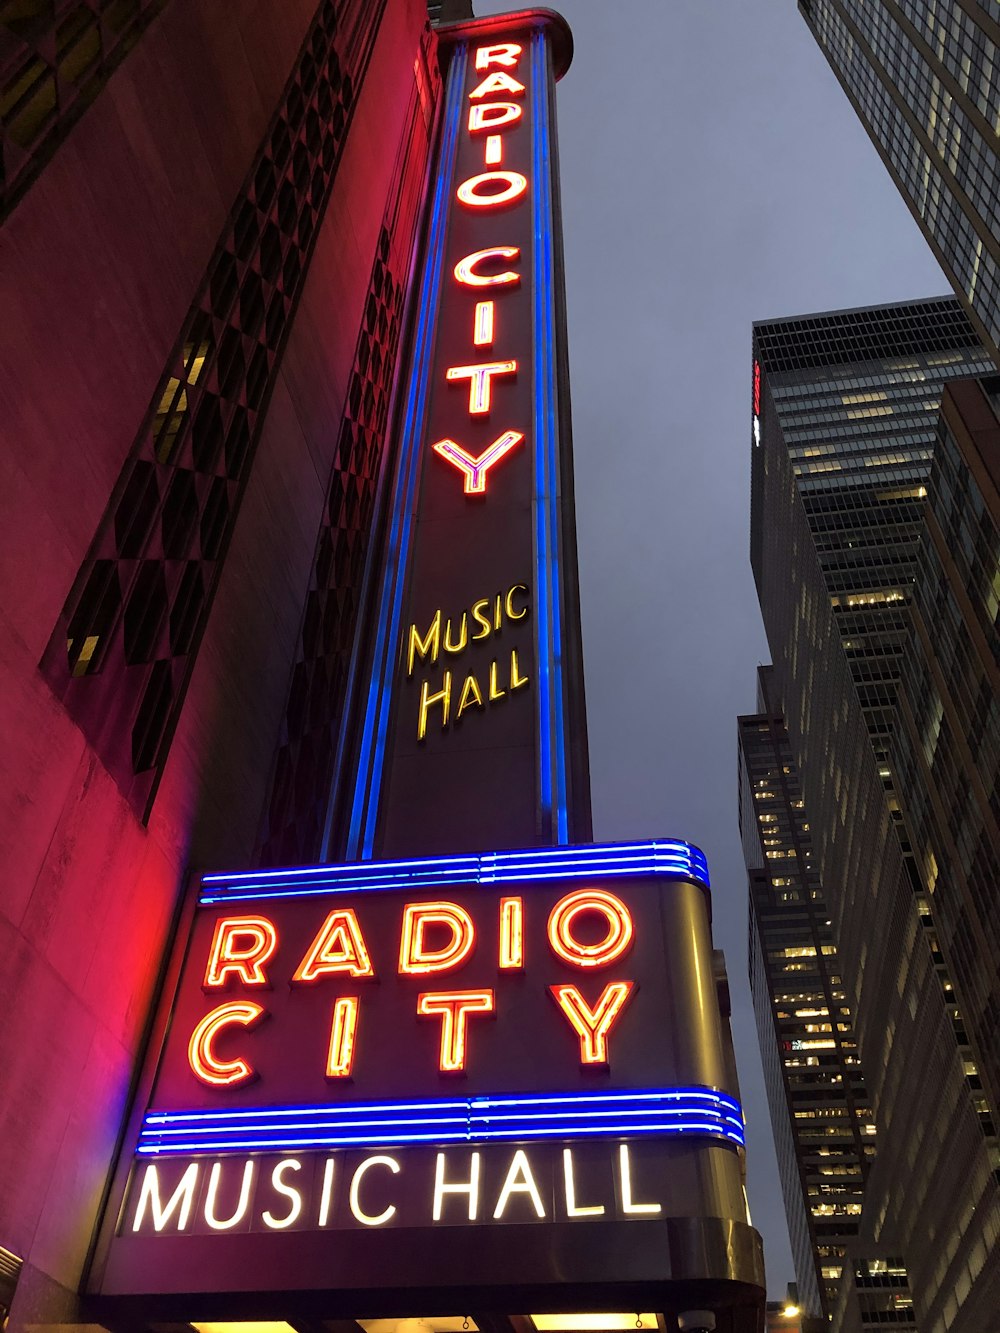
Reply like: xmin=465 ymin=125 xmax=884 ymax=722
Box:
xmin=188 ymin=1001 xmax=265 ymax=1087
xmin=454 ymin=246 xmax=521 ymax=289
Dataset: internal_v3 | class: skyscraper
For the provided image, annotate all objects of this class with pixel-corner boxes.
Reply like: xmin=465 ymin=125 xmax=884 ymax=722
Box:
xmin=890 ymin=372 xmax=1000 ymax=1148
xmin=749 ymin=297 xmax=1000 ymax=1332
xmin=796 ymin=0 xmax=1000 ymax=364
xmin=740 ymin=668 xmax=872 ymax=1323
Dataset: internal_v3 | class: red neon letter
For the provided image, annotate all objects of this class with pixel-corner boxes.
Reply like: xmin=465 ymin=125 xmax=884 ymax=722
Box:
xmin=432 ymin=431 xmax=524 ymax=495
xmin=470 ymin=71 xmax=525 ymax=99
xmin=547 ymin=889 xmax=634 ymax=969
xmin=469 ymin=102 xmax=522 ymax=133
xmin=417 ymin=989 xmax=495 ymax=1072
xmin=292 ymin=908 xmax=374 ymax=982
xmin=188 ymin=1001 xmax=265 ymax=1087
xmin=550 ymin=982 xmax=634 ymax=1065
xmin=399 ymin=902 xmax=476 ymax=975
xmin=326 ymin=996 xmax=359 ymax=1078
xmin=445 ymin=360 xmax=516 ymax=413
xmin=457 ymin=171 xmax=527 ymax=209
xmin=204 ymin=916 xmax=277 ymax=988
xmin=474 ymin=300 xmax=495 ymax=347
xmin=475 ymin=42 xmax=522 ymax=70
xmin=499 ymin=896 xmax=523 ymax=970
xmin=454 ymin=247 xmax=520 ymax=289
xmin=485 ymin=135 xmax=502 ymax=167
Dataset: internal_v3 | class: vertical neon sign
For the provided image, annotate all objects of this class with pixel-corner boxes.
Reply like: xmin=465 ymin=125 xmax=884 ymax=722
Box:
xmin=339 ymin=14 xmax=580 ymax=860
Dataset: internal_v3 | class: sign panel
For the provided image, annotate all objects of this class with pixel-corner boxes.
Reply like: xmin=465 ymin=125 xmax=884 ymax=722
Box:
xmin=89 ymin=11 xmax=765 ymax=1323
xmin=338 ymin=11 xmax=590 ymax=862
xmin=92 ymin=843 xmax=760 ymax=1311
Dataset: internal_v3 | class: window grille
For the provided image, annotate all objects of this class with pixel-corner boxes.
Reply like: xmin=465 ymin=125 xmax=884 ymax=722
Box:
xmin=1 ymin=0 xmax=167 ymax=220
xmin=42 ymin=0 xmax=388 ymax=820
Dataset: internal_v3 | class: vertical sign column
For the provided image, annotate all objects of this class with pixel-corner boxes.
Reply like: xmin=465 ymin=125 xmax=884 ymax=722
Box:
xmin=341 ymin=15 xmax=585 ymax=860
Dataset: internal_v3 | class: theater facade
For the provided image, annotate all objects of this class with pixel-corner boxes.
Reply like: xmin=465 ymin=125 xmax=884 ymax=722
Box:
xmin=0 ymin=4 xmax=764 ymax=1331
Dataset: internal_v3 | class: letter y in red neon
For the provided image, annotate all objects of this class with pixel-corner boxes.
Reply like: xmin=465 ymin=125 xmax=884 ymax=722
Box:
xmin=432 ymin=430 xmax=524 ymax=494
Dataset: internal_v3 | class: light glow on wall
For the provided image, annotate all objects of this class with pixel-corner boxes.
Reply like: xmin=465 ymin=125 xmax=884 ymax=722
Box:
xmin=469 ymin=71 xmax=526 ymax=100
xmin=531 ymin=1317 xmax=657 ymax=1331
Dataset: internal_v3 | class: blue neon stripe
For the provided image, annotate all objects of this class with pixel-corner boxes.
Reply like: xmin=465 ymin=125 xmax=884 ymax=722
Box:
xmin=344 ymin=46 xmax=468 ymax=860
xmin=137 ymin=1087 xmax=745 ymax=1155
xmin=198 ymin=838 xmax=710 ymax=903
xmin=530 ymin=32 xmax=569 ymax=843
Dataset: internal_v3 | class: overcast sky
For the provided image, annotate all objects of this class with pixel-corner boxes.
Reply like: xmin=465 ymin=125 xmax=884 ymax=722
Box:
xmin=474 ymin=0 xmax=948 ymax=1298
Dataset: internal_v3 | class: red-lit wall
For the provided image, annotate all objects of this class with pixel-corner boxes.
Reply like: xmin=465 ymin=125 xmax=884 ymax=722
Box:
xmin=0 ymin=0 xmax=432 ymax=1322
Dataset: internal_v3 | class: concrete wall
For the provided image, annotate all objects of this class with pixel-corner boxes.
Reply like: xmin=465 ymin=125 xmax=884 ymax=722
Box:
xmin=0 ymin=0 xmax=431 ymax=1322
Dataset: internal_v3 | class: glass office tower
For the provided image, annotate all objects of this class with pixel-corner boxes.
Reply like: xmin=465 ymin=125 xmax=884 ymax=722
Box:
xmin=797 ymin=0 xmax=1000 ymax=364
xmin=740 ymin=668 xmax=873 ymax=1323
xmin=891 ymin=373 xmax=1000 ymax=1152
xmin=749 ymin=297 xmax=1000 ymax=1333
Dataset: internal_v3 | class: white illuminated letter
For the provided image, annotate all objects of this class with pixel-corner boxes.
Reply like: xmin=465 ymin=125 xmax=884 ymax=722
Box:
xmin=457 ymin=171 xmax=527 ymax=209
xmin=493 ymin=1148 xmax=545 ymax=1219
xmin=445 ymin=359 xmax=517 ymax=414
xmin=262 ymin=1158 xmax=303 ymax=1230
xmin=318 ymin=1157 xmax=336 ymax=1227
xmin=433 ymin=1150 xmax=482 ymax=1221
xmin=562 ymin=1148 xmax=605 ymax=1217
xmin=132 ymin=1162 xmax=199 ymax=1233
xmin=475 ymin=42 xmax=522 ymax=70
xmin=469 ymin=71 xmax=526 ymax=100
xmin=349 ymin=1155 xmax=400 ymax=1226
xmin=618 ymin=1144 xmax=661 ymax=1215
xmin=204 ymin=1159 xmax=256 ymax=1230
xmin=468 ymin=102 xmax=522 ymax=133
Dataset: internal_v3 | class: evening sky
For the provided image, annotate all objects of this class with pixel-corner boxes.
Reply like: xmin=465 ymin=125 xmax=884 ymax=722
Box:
xmin=475 ymin=0 xmax=948 ymax=1297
